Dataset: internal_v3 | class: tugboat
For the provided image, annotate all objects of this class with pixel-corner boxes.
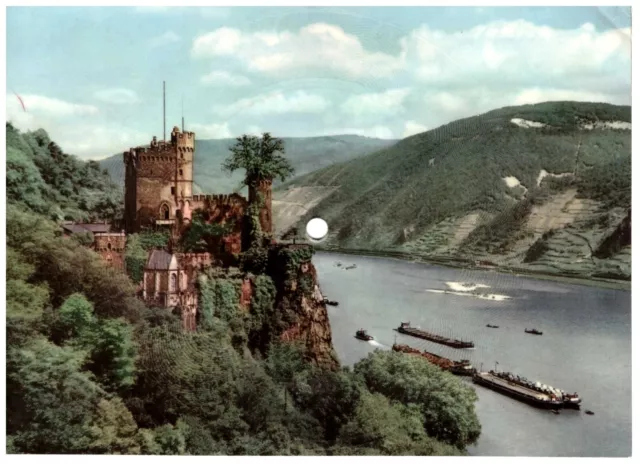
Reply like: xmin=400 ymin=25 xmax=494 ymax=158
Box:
xmin=396 ymin=322 xmax=474 ymax=349
xmin=525 ymin=328 xmax=543 ymax=335
xmin=486 ymin=324 xmax=499 ymax=329
xmin=355 ymin=329 xmax=374 ymax=341
xmin=323 ymin=297 xmax=339 ymax=306
xmin=449 ymin=359 xmax=477 ymax=376
xmin=561 ymin=392 xmax=582 ymax=409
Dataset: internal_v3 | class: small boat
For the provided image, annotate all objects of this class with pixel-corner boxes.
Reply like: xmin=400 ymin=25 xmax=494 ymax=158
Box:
xmin=355 ymin=329 xmax=373 ymax=341
xmin=585 ymin=410 xmax=594 ymax=416
xmin=323 ymin=297 xmax=339 ymax=306
xmin=551 ymin=410 xmax=560 ymax=415
xmin=525 ymin=328 xmax=543 ymax=335
xmin=486 ymin=324 xmax=499 ymax=329
xmin=345 ymin=264 xmax=357 ymax=270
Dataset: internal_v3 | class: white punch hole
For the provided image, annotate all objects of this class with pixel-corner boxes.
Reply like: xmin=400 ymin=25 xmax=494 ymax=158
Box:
xmin=306 ymin=217 xmax=329 ymax=242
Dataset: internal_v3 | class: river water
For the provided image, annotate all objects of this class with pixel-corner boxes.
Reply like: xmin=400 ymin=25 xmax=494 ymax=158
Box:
xmin=313 ymin=251 xmax=631 ymax=457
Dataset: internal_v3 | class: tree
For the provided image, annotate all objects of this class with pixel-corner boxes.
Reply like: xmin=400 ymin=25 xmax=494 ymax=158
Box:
xmin=353 ymin=350 xmax=481 ymax=450
xmin=222 ymin=133 xmax=295 ymax=187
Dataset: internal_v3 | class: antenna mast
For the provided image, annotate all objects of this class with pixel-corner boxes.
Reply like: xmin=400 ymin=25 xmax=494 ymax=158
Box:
xmin=181 ymin=94 xmax=184 ymax=132
xmin=163 ymin=81 xmax=166 ymax=141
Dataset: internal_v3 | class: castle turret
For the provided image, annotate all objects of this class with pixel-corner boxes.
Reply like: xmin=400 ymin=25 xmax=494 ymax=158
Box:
xmin=248 ymin=178 xmax=273 ymax=236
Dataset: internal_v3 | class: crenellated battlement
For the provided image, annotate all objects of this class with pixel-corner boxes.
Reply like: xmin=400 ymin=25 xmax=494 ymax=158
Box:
xmin=123 ymin=126 xmax=195 ymax=166
xmin=191 ymin=193 xmax=248 ymax=206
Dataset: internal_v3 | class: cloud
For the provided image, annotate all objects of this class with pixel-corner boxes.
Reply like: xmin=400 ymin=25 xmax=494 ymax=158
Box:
xmin=7 ymin=94 xmax=99 ymax=118
xmin=200 ymin=70 xmax=251 ymax=87
xmin=512 ymin=87 xmax=619 ymax=105
xmin=213 ymin=90 xmax=330 ymax=118
xmin=403 ymin=121 xmax=429 ymax=138
xmin=341 ymin=88 xmax=411 ymax=117
xmin=191 ymin=23 xmax=404 ymax=79
xmin=404 ymin=20 xmax=630 ymax=93
xmin=93 ymin=88 xmax=140 ymax=105
xmin=188 ymin=122 xmax=233 ymax=139
xmin=149 ymin=31 xmax=181 ymax=47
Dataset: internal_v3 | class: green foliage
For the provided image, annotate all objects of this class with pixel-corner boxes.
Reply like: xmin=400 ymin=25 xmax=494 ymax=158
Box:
xmin=354 ymin=350 xmax=481 ymax=450
xmin=223 ymin=132 xmax=295 ymax=186
xmin=248 ymin=275 xmax=277 ymax=332
xmin=461 ymin=195 xmax=536 ymax=254
xmin=138 ymin=230 xmax=170 ymax=250
xmin=124 ymin=234 xmax=147 ymax=284
xmin=6 ymin=123 xmax=123 ymax=222
xmin=180 ymin=210 xmax=231 ymax=253
xmin=198 ymin=274 xmax=241 ymax=325
xmin=287 ymin=102 xmax=630 ymax=253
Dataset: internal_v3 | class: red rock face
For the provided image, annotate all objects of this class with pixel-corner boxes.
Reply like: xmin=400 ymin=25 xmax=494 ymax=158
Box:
xmin=240 ymin=277 xmax=252 ymax=309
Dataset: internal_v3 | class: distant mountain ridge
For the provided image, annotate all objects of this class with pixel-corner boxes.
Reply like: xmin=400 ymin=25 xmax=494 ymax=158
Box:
xmin=272 ymin=101 xmax=631 ymax=281
xmin=99 ymin=134 xmax=397 ymax=195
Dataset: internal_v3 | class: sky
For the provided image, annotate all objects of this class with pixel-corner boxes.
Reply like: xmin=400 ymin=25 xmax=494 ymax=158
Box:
xmin=6 ymin=5 xmax=632 ymax=160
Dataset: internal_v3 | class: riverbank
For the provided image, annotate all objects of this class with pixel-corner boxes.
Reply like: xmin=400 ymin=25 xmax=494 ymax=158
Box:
xmin=316 ymin=246 xmax=631 ymax=291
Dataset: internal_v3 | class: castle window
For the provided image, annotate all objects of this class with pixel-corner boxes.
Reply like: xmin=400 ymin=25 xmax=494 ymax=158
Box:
xmin=170 ymin=274 xmax=177 ymax=292
xmin=181 ymin=152 xmax=184 ymax=159
xmin=107 ymin=243 xmax=112 ymax=250
xmin=171 ymin=187 xmax=176 ymax=195
xmin=161 ymin=204 xmax=170 ymax=220
xmin=179 ymin=169 xmax=183 ymax=177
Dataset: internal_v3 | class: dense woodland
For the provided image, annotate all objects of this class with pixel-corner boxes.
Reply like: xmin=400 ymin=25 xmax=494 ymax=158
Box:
xmin=286 ymin=102 xmax=631 ymax=251
xmin=6 ymin=124 xmax=481 ymax=455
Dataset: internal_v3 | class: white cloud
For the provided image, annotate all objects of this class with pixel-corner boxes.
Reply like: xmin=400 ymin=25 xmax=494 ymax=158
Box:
xmin=512 ymin=88 xmax=617 ymax=105
xmin=341 ymin=88 xmax=411 ymax=117
xmin=403 ymin=121 xmax=429 ymax=138
xmin=188 ymin=122 xmax=233 ymax=139
xmin=93 ymin=88 xmax=140 ymax=105
xmin=404 ymin=20 xmax=630 ymax=92
xmin=7 ymin=94 xmax=99 ymax=118
xmin=149 ymin=31 xmax=181 ymax=47
xmin=200 ymin=70 xmax=251 ymax=87
xmin=192 ymin=23 xmax=404 ymax=79
xmin=213 ymin=90 xmax=330 ymax=117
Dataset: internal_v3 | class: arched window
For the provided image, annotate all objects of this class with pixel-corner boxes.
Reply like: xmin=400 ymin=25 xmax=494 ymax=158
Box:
xmin=170 ymin=273 xmax=177 ymax=292
xmin=160 ymin=204 xmax=170 ymax=220
xmin=107 ymin=243 xmax=112 ymax=250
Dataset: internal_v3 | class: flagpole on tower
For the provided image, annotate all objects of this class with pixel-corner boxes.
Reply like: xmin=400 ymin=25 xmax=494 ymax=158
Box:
xmin=182 ymin=93 xmax=184 ymax=132
xmin=163 ymin=81 xmax=166 ymax=141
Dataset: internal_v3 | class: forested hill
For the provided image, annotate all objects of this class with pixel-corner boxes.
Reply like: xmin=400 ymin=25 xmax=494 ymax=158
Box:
xmin=6 ymin=124 xmax=481 ymax=455
xmin=275 ymin=101 xmax=631 ymax=280
xmin=99 ymin=134 xmax=397 ymax=194
xmin=6 ymin=122 xmax=122 ymax=223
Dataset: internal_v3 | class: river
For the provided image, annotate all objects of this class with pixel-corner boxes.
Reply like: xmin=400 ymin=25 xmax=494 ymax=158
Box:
xmin=313 ymin=251 xmax=631 ymax=457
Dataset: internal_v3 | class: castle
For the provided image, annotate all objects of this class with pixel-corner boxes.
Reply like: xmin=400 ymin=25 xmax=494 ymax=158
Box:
xmin=62 ymin=125 xmax=276 ymax=330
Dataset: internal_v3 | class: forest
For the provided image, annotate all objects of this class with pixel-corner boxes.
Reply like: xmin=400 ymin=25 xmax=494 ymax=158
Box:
xmin=6 ymin=123 xmax=481 ymax=455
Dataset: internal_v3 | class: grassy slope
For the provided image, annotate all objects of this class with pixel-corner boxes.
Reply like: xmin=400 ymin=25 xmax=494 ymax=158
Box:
xmin=281 ymin=102 xmax=630 ymax=277
xmin=100 ymin=134 xmax=397 ymax=195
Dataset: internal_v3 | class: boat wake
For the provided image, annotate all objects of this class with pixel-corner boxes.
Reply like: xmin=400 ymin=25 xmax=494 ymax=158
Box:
xmin=426 ymin=282 xmax=511 ymax=301
xmin=445 ymin=281 xmax=490 ymax=292
xmin=368 ymin=340 xmax=386 ymax=349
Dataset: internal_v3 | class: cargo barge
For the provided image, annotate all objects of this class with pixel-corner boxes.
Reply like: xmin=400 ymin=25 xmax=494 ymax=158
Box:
xmin=392 ymin=343 xmax=476 ymax=376
xmin=472 ymin=371 xmax=564 ymax=409
xmin=489 ymin=371 xmax=582 ymax=409
xmin=395 ymin=322 xmax=474 ymax=349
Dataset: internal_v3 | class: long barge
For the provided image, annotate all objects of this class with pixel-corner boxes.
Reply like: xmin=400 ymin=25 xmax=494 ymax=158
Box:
xmin=395 ymin=322 xmax=475 ymax=349
xmin=472 ymin=371 xmax=563 ymax=409
xmin=392 ymin=343 xmax=476 ymax=376
xmin=488 ymin=371 xmax=582 ymax=409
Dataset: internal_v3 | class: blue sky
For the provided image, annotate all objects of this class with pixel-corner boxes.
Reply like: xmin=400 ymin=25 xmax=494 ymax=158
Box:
xmin=6 ymin=6 xmax=631 ymax=159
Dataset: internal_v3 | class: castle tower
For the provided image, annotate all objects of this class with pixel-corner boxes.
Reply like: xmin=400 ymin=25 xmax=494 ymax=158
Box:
xmin=123 ymin=126 xmax=195 ymax=234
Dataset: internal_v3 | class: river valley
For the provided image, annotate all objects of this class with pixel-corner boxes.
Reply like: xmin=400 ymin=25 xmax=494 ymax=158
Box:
xmin=313 ymin=251 xmax=631 ymax=457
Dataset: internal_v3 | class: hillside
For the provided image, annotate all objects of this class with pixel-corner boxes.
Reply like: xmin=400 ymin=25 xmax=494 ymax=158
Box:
xmin=6 ymin=124 xmax=478 ymax=456
xmin=99 ymin=134 xmax=397 ymax=195
xmin=6 ymin=122 xmax=122 ymax=223
xmin=273 ymin=102 xmax=631 ymax=281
